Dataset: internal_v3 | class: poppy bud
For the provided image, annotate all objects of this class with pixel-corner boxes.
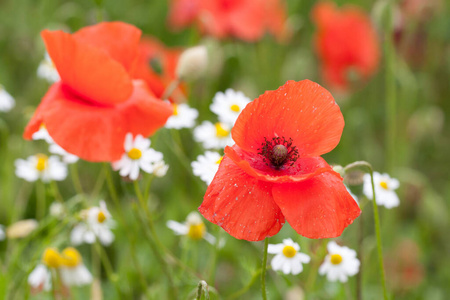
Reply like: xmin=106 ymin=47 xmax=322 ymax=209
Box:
xmin=176 ymin=45 xmax=208 ymax=81
xmin=6 ymin=219 xmax=38 ymax=239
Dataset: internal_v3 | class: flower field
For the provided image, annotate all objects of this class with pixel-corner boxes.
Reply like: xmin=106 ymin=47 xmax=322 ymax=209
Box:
xmin=0 ymin=0 xmax=449 ymax=299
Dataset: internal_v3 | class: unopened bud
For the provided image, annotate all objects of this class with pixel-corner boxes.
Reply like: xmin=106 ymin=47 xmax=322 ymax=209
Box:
xmin=332 ymin=165 xmax=345 ymax=177
xmin=176 ymin=46 xmax=208 ymax=81
xmin=153 ymin=161 xmax=169 ymax=177
xmin=6 ymin=219 xmax=38 ymax=239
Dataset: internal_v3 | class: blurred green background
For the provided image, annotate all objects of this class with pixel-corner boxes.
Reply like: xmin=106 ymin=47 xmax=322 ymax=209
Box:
xmin=0 ymin=0 xmax=449 ymax=299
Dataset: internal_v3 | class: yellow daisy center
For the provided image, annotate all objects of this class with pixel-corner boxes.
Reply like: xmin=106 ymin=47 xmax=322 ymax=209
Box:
xmin=230 ymin=104 xmax=240 ymax=112
xmin=215 ymin=122 xmax=229 ymax=138
xmin=379 ymin=181 xmax=388 ymax=190
xmin=127 ymin=148 xmax=142 ymax=160
xmin=187 ymin=223 xmax=206 ymax=240
xmin=60 ymin=247 xmax=82 ymax=268
xmin=173 ymin=104 xmax=178 ymax=116
xmin=35 ymin=154 xmax=48 ymax=172
xmin=42 ymin=248 xmax=62 ymax=268
xmin=215 ymin=156 xmax=223 ymax=164
xmin=282 ymin=245 xmax=297 ymax=258
xmin=330 ymin=254 xmax=343 ymax=265
xmin=97 ymin=211 xmax=107 ymax=223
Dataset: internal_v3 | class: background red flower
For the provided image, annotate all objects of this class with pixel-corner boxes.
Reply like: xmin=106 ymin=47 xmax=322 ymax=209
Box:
xmin=312 ymin=2 xmax=380 ymax=90
xmin=168 ymin=0 xmax=288 ymax=41
xmin=24 ymin=22 xmax=173 ymax=162
xmin=131 ymin=37 xmax=187 ymax=103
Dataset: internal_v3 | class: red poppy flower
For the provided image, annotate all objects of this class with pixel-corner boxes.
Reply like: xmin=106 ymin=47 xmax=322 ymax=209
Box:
xmin=199 ymin=80 xmax=360 ymax=241
xmin=168 ymin=0 xmax=288 ymax=42
xmin=23 ymin=22 xmax=173 ymax=162
xmin=265 ymin=0 xmax=290 ymax=41
xmin=130 ymin=37 xmax=187 ymax=103
xmin=312 ymin=2 xmax=380 ymax=90
xmin=168 ymin=0 xmax=202 ymax=30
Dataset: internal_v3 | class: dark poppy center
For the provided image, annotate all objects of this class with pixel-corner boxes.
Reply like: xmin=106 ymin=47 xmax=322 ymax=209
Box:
xmin=258 ymin=137 xmax=299 ymax=169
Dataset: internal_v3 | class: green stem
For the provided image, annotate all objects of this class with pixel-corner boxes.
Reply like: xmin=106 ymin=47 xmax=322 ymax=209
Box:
xmin=207 ymin=228 xmax=222 ymax=285
xmin=143 ymin=174 xmax=154 ymax=203
xmin=305 ymin=239 xmax=328 ymax=291
xmin=70 ymin=163 xmax=84 ymax=195
xmin=103 ymin=163 xmax=120 ymax=205
xmin=94 ymin=0 xmax=104 ymax=22
xmin=51 ymin=269 xmax=58 ymax=300
xmin=161 ymin=78 xmax=181 ymax=101
xmin=50 ymin=181 xmax=63 ymax=203
xmin=261 ymin=238 xmax=269 ymax=300
xmin=357 ymin=211 xmax=364 ymax=300
xmin=344 ymin=161 xmax=388 ymax=300
xmin=133 ymin=181 xmax=178 ymax=299
xmin=94 ymin=242 xmax=123 ymax=297
xmin=228 ymin=269 xmax=262 ymax=299
xmin=345 ymin=282 xmax=354 ymax=300
xmin=102 ymin=164 xmax=150 ymax=293
xmin=92 ymin=243 xmax=101 ymax=279
xmin=132 ymin=204 xmax=201 ymax=280
xmin=92 ymin=165 xmax=106 ymax=198
xmin=36 ymin=181 xmax=46 ymax=220
xmin=384 ymin=3 xmax=396 ymax=172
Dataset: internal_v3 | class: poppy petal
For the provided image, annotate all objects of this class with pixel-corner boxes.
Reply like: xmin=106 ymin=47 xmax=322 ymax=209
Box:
xmin=23 ymin=89 xmax=54 ymax=139
xmin=35 ymin=83 xmax=126 ymax=161
xmin=232 ymin=80 xmax=344 ymax=157
xmin=27 ymin=81 xmax=172 ymax=162
xmin=227 ymin=2 xmax=266 ymax=41
xmin=272 ymin=172 xmax=361 ymax=239
xmin=199 ymin=155 xmax=285 ymax=241
xmin=74 ymin=22 xmax=141 ymax=72
xmin=225 ymin=145 xmax=338 ymax=183
xmin=116 ymin=80 xmax=173 ymax=137
xmin=168 ymin=0 xmax=201 ymax=29
xmin=42 ymin=29 xmax=133 ymax=105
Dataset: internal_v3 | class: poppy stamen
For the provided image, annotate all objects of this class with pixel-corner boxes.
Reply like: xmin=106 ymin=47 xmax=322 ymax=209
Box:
xmin=258 ymin=137 xmax=299 ymax=169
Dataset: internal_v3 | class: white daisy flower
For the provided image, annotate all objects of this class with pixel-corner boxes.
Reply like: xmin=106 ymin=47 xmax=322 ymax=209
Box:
xmin=28 ymin=264 xmax=52 ymax=293
xmin=194 ymin=121 xmax=233 ymax=149
xmin=319 ymin=241 xmax=360 ymax=282
xmin=28 ymin=248 xmax=61 ymax=293
xmin=165 ymin=103 xmax=199 ymax=129
xmin=15 ymin=154 xmax=67 ymax=182
xmin=0 ymin=85 xmax=15 ymax=112
xmin=153 ymin=160 xmax=169 ymax=177
xmin=71 ymin=201 xmax=115 ymax=246
xmin=191 ymin=151 xmax=222 ymax=185
xmin=167 ymin=212 xmax=217 ymax=245
xmin=112 ymin=133 xmax=164 ymax=180
xmin=37 ymin=52 xmax=60 ymax=83
xmin=49 ymin=202 xmax=65 ymax=219
xmin=268 ymin=238 xmax=311 ymax=275
xmin=0 ymin=225 xmax=5 ymax=241
xmin=363 ymin=172 xmax=400 ymax=208
xmin=210 ymin=89 xmax=251 ymax=125
xmin=32 ymin=124 xmax=54 ymax=144
xmin=49 ymin=143 xmax=79 ymax=164
xmin=59 ymin=247 xmax=93 ymax=287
